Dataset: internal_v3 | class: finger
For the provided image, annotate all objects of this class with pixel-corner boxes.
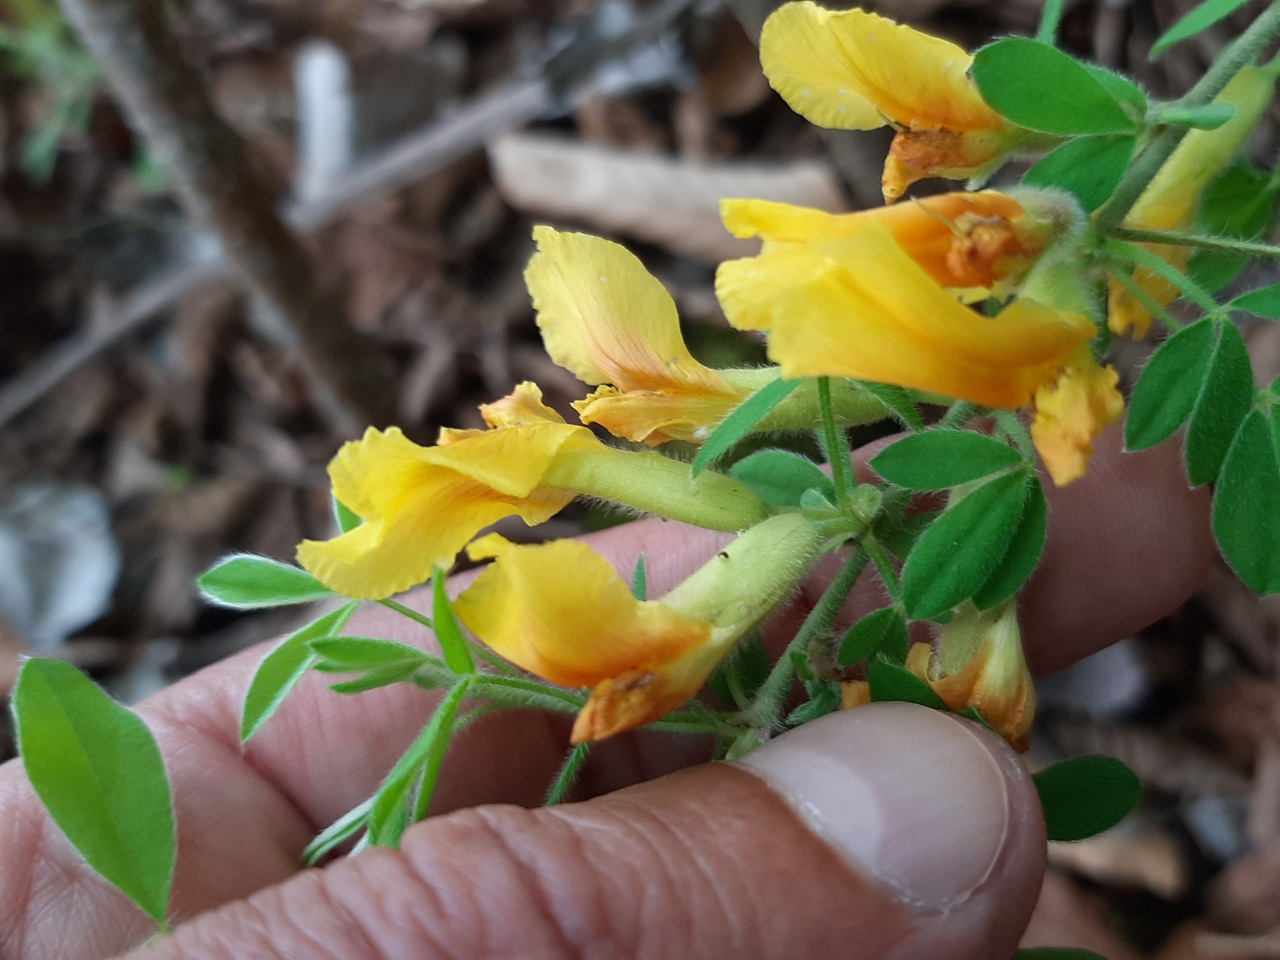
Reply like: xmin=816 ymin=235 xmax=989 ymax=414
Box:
xmin=116 ymin=704 xmax=1045 ymax=960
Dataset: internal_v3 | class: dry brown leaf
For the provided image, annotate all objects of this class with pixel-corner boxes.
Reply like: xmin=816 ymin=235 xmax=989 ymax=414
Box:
xmin=488 ymin=132 xmax=845 ymax=262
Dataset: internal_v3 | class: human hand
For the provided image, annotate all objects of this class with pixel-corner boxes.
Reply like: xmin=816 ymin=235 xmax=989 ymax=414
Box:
xmin=0 ymin=426 xmax=1213 ymax=960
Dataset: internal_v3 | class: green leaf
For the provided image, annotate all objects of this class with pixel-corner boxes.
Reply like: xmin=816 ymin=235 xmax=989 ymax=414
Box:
xmin=1024 ymin=134 xmax=1135 ymax=212
xmin=309 ymin=636 xmax=432 ymax=672
xmin=859 ymin=382 xmax=925 ymax=431
xmin=630 ymin=555 xmax=647 ymax=600
xmin=691 ymin=377 xmax=801 ymax=475
xmin=839 ymin=608 xmax=910 ymax=666
xmin=198 ymin=554 xmax=334 ymax=609
xmin=1159 ymin=102 xmax=1237 ymax=130
xmin=14 ymin=659 xmax=175 ymax=925
xmin=1034 ymin=755 xmax=1141 ymax=841
xmin=432 ymin=569 xmax=475 ymax=675
xmin=241 ymin=603 xmax=357 ymax=741
xmin=1186 ymin=321 xmax=1254 ymax=486
xmin=786 ymin=681 xmax=844 ymax=725
xmin=1126 ymin=318 xmax=1215 ymax=450
xmin=1191 ymin=159 xmax=1278 ymax=291
xmin=333 ymin=497 xmax=362 ymax=533
xmin=871 ymin=430 xmax=1023 ymax=491
xmin=1214 ymin=409 xmax=1280 ymax=594
xmin=1229 ymin=284 xmax=1280 ymax=319
xmin=368 ymin=678 xmax=472 ymax=847
xmin=1016 ymin=950 xmax=1107 ymax=960
xmin=303 ymin=797 xmax=373 ymax=866
xmin=1082 ymin=63 xmax=1148 ymax=116
xmin=971 ymin=38 xmax=1138 ymax=134
xmin=730 ymin=449 xmax=836 ymax=507
xmin=867 ymin=658 xmax=947 ymax=710
xmin=1152 ymin=0 xmax=1253 ymax=56
xmin=902 ymin=471 xmax=1031 ymax=621
xmin=973 ymin=477 xmax=1048 ymax=609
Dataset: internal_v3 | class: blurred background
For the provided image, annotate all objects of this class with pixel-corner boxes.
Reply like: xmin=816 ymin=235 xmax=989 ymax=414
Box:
xmin=2 ymin=0 xmax=1280 ymax=954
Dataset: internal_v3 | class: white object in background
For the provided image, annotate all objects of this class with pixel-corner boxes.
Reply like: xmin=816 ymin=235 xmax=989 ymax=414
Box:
xmin=294 ymin=40 xmax=354 ymax=205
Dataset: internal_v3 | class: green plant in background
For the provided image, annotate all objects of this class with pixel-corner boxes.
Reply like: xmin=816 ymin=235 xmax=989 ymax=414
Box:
xmin=0 ymin=0 xmax=100 ymax=180
xmin=11 ymin=2 xmax=1280 ymax=956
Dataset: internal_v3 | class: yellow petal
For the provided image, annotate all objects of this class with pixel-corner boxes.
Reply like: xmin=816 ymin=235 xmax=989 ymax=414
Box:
xmin=297 ymin=423 xmax=596 ymax=599
xmin=1031 ymin=354 xmax=1123 ymax=486
xmin=526 ymin=226 xmax=728 ymax=395
xmin=760 ymin=3 xmax=1005 ymax=134
xmin=716 ymin=224 xmax=1094 ymax=408
xmin=477 ymin=381 xmax=568 ymax=429
xmin=722 ymin=191 xmax=1045 ymax=291
xmin=571 ymin=385 xmax=744 ymax=445
xmin=454 ymin=534 xmax=711 ymax=689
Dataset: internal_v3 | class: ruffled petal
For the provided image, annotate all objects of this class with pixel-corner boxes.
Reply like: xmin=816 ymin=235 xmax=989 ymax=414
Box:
xmin=1031 ymin=354 xmax=1124 ymax=486
xmin=717 ymin=224 xmax=1094 ymax=408
xmin=572 ymin=385 xmax=744 ymax=445
xmin=297 ymin=421 xmax=597 ymax=599
xmin=454 ymin=534 xmax=711 ymax=689
xmin=526 ymin=226 xmax=728 ymax=395
xmin=760 ymin=3 xmax=1005 ymax=134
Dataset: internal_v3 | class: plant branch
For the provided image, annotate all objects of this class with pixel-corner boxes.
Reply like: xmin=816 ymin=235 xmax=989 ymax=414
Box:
xmin=1112 ymin=226 xmax=1280 ymax=258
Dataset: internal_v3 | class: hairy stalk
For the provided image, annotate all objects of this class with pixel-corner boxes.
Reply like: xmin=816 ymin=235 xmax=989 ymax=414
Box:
xmin=1112 ymin=227 xmax=1280 ymax=259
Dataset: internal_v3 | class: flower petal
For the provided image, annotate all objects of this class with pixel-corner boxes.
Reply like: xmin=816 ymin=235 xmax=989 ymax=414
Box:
xmin=760 ymin=2 xmax=1005 ymax=134
xmin=454 ymin=534 xmax=711 ymax=689
xmin=572 ymin=385 xmax=744 ymax=445
xmin=1031 ymin=354 xmax=1123 ymax=486
xmin=526 ymin=226 xmax=728 ymax=395
xmin=297 ymin=422 xmax=595 ymax=599
xmin=717 ymin=224 xmax=1095 ymax=408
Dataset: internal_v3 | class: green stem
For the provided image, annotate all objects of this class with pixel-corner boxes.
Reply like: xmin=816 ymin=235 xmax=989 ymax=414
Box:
xmin=1112 ymin=226 xmax=1280 ymax=258
xmin=1105 ymin=238 xmax=1219 ymax=313
xmin=544 ymin=743 xmax=592 ymax=805
xmin=862 ymin=535 xmax=902 ymax=611
xmin=992 ymin=410 xmax=1036 ymax=461
xmin=817 ymin=377 xmax=855 ymax=509
xmin=377 ymin=598 xmax=433 ymax=631
xmin=1035 ymin=0 xmax=1063 ymax=45
xmin=938 ymin=401 xmax=979 ymax=429
xmin=1107 ymin=264 xmax=1186 ymax=332
xmin=745 ymin=547 xmax=869 ymax=728
xmin=1096 ymin=1 xmax=1280 ymax=232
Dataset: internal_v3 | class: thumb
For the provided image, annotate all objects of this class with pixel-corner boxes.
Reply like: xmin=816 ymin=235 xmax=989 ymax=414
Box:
xmin=122 ymin=703 xmax=1045 ymax=960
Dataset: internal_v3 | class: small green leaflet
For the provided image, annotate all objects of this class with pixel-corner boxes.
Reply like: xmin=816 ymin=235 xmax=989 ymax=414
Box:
xmin=786 ymin=681 xmax=844 ymax=725
xmin=902 ymin=471 xmax=1031 ymax=621
xmin=690 ymin=377 xmax=801 ymax=475
xmin=367 ymin=678 xmax=472 ymax=847
xmin=730 ymin=449 xmax=836 ymax=507
xmin=1082 ymin=63 xmax=1148 ymax=116
xmin=1034 ymin=754 xmax=1141 ymax=841
xmin=871 ymin=430 xmax=1023 ymax=490
xmin=1185 ymin=321 xmax=1254 ymax=486
xmin=971 ymin=38 xmax=1138 ymax=135
xmin=1151 ymin=0 xmax=1253 ymax=56
xmin=1126 ymin=319 xmax=1214 ymax=451
xmin=1016 ymin=950 xmax=1107 ymax=960
xmin=241 ymin=602 xmax=358 ymax=740
xmin=303 ymin=797 xmax=373 ymax=866
xmin=839 ymin=608 xmax=910 ymax=666
xmin=859 ymin=382 xmax=925 ymax=432
xmin=630 ymin=555 xmax=647 ymax=600
xmin=973 ymin=476 xmax=1048 ymax=610
xmin=1190 ymin=160 xmax=1278 ymax=291
xmin=1229 ymin=285 xmax=1280 ymax=319
xmin=1159 ymin=102 xmax=1237 ymax=130
xmin=432 ymin=569 xmax=475 ymax=674
xmin=1035 ymin=0 xmax=1064 ymax=45
xmin=1024 ymin=135 xmax=1135 ymax=212
xmin=14 ymin=659 xmax=175 ymax=926
xmin=309 ymin=635 xmax=447 ymax=694
xmin=333 ymin=496 xmax=362 ymax=533
xmin=198 ymin=554 xmax=335 ymax=609
xmin=866 ymin=658 xmax=947 ymax=710
xmin=1214 ymin=408 xmax=1280 ymax=594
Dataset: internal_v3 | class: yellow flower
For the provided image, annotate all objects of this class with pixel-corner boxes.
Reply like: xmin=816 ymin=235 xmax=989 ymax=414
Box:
xmin=297 ymin=383 xmax=599 ymax=600
xmin=718 ymin=195 xmax=1120 ymax=483
xmin=1109 ymin=66 xmax=1278 ymax=338
xmin=842 ymin=602 xmax=1036 ymax=750
xmin=1031 ymin=351 xmax=1124 ymax=485
xmin=760 ymin=2 xmax=1021 ymax=202
xmin=455 ymin=513 xmax=822 ymax=742
xmin=526 ymin=225 xmax=763 ymax=445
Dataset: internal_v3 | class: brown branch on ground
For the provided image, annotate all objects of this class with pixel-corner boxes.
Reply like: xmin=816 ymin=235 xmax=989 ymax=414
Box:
xmin=56 ymin=0 xmax=394 ymax=435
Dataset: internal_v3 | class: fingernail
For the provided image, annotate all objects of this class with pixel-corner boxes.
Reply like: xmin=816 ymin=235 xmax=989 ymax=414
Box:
xmin=735 ymin=702 xmax=1014 ymax=910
